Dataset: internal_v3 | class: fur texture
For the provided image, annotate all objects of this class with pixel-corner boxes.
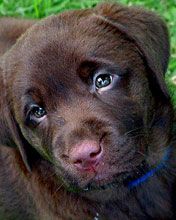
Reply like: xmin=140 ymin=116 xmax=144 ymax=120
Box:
xmin=0 ymin=3 xmax=176 ymax=220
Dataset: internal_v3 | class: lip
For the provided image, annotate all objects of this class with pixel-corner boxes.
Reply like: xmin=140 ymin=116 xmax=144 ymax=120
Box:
xmin=82 ymin=172 xmax=130 ymax=192
xmin=81 ymin=160 xmax=148 ymax=192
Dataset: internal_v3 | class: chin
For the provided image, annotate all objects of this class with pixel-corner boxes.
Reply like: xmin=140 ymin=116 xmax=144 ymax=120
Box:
xmin=59 ymin=157 xmax=149 ymax=202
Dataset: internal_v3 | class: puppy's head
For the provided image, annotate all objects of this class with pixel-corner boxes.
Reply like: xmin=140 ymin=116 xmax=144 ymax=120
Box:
xmin=0 ymin=3 xmax=173 ymax=201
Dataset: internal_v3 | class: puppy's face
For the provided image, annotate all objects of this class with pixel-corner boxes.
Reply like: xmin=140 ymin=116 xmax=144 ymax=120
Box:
xmin=4 ymin=5 xmax=171 ymax=202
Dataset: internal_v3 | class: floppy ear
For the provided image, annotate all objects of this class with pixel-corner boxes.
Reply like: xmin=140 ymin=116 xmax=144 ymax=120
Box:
xmin=5 ymin=109 xmax=32 ymax=172
xmin=0 ymin=65 xmax=31 ymax=172
xmin=94 ymin=3 xmax=170 ymax=99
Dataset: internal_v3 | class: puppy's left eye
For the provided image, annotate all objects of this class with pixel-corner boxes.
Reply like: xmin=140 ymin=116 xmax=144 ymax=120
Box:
xmin=31 ymin=105 xmax=46 ymax=119
xmin=26 ymin=104 xmax=46 ymax=125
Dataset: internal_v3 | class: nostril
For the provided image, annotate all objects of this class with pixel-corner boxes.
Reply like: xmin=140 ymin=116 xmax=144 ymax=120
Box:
xmin=90 ymin=152 xmax=97 ymax=158
xmin=62 ymin=154 xmax=69 ymax=159
xmin=74 ymin=159 xmax=83 ymax=165
xmin=90 ymin=146 xmax=102 ymax=158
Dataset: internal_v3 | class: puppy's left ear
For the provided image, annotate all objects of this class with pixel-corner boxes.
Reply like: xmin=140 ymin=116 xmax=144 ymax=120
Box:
xmin=94 ymin=3 xmax=170 ymax=99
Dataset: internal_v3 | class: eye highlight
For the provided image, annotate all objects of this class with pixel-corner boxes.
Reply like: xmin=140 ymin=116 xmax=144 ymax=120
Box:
xmin=95 ymin=74 xmax=112 ymax=89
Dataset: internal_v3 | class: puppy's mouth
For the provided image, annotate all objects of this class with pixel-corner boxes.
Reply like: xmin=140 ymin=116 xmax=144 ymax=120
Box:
xmin=66 ymin=160 xmax=147 ymax=193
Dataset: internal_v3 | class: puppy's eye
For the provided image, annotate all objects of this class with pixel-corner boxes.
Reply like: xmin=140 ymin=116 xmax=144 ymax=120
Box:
xmin=95 ymin=74 xmax=112 ymax=89
xmin=30 ymin=105 xmax=46 ymax=119
xmin=26 ymin=104 xmax=46 ymax=125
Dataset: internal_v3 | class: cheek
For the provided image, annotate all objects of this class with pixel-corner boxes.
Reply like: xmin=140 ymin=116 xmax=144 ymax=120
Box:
xmin=96 ymin=91 xmax=144 ymax=131
xmin=99 ymin=75 xmax=152 ymax=130
xmin=128 ymin=72 xmax=153 ymax=113
xmin=20 ymin=119 xmax=54 ymax=159
xmin=52 ymin=134 xmax=65 ymax=159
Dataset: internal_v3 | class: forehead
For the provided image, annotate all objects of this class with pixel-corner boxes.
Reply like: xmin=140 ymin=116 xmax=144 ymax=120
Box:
xmin=14 ymin=11 xmax=141 ymax=97
xmin=20 ymin=12 xmax=135 ymax=69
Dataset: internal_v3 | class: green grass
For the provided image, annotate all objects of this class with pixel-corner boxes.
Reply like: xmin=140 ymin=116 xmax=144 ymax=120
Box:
xmin=0 ymin=0 xmax=176 ymax=104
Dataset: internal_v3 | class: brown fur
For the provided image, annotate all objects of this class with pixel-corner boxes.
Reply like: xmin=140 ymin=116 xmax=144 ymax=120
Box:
xmin=0 ymin=3 xmax=176 ymax=220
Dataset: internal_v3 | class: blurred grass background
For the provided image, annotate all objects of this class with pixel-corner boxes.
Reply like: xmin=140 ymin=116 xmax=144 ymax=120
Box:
xmin=0 ymin=0 xmax=176 ymax=104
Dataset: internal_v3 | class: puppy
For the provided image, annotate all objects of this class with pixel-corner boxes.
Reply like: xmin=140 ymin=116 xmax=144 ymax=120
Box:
xmin=0 ymin=3 xmax=175 ymax=220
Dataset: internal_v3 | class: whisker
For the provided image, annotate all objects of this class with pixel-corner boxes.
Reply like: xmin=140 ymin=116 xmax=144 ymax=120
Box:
xmin=124 ymin=127 xmax=144 ymax=136
xmin=53 ymin=182 xmax=64 ymax=196
xmin=128 ymin=133 xmax=145 ymax=139
xmin=136 ymin=150 xmax=147 ymax=157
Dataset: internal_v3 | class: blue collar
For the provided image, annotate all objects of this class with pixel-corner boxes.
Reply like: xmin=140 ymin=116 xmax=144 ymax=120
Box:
xmin=128 ymin=147 xmax=172 ymax=189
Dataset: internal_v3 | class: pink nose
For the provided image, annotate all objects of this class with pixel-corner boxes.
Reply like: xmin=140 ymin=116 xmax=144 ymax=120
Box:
xmin=69 ymin=140 xmax=103 ymax=171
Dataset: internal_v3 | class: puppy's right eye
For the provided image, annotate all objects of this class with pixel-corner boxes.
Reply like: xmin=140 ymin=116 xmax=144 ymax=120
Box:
xmin=95 ymin=74 xmax=113 ymax=89
xmin=93 ymin=71 xmax=120 ymax=93
xmin=26 ymin=104 xmax=46 ymax=125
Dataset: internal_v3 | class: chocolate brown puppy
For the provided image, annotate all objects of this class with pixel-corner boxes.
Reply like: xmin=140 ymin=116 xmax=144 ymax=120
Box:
xmin=0 ymin=3 xmax=175 ymax=220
